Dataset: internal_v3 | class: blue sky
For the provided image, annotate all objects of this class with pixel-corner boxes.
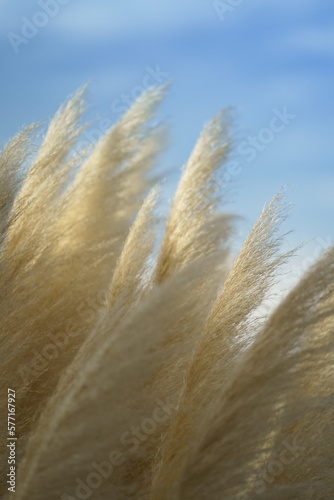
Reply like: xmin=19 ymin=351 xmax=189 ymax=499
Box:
xmin=1 ymin=0 xmax=333 ymax=294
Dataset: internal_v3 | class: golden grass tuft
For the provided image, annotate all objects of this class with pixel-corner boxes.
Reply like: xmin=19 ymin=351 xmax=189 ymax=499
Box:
xmin=0 ymin=85 xmax=333 ymax=500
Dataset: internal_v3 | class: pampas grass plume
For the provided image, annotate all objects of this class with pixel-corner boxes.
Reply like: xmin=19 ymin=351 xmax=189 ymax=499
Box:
xmin=0 ymin=85 xmax=333 ymax=500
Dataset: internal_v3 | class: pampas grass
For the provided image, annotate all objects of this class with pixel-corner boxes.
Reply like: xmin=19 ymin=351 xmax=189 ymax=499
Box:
xmin=0 ymin=86 xmax=333 ymax=500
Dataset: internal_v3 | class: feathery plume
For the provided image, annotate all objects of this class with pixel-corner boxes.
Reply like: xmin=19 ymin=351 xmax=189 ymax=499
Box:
xmin=155 ymin=109 xmax=234 ymax=283
xmin=15 ymin=256 xmax=224 ymax=500
xmin=150 ymin=192 xmax=293 ymax=499
xmin=0 ymin=86 xmax=165 ymax=488
xmin=0 ymin=85 xmax=333 ymax=500
xmin=177 ymin=246 xmax=334 ymax=499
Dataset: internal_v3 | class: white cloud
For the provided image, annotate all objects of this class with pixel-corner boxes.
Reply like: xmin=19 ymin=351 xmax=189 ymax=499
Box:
xmin=51 ymin=0 xmax=214 ymax=40
xmin=249 ymin=0 xmax=316 ymax=13
xmin=0 ymin=0 xmax=212 ymax=38
xmin=285 ymin=25 xmax=334 ymax=56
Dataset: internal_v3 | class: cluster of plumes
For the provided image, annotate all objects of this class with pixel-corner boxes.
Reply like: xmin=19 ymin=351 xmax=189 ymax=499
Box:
xmin=0 ymin=85 xmax=333 ymax=500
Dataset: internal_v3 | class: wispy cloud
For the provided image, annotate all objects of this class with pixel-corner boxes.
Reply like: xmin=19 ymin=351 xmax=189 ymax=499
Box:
xmin=51 ymin=0 xmax=214 ymax=40
xmin=284 ymin=25 xmax=334 ymax=56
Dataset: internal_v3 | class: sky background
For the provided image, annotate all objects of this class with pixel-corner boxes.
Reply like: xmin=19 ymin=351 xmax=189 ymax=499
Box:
xmin=1 ymin=0 xmax=333 ymax=298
